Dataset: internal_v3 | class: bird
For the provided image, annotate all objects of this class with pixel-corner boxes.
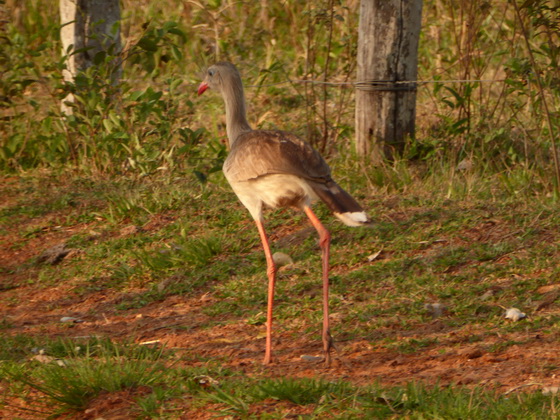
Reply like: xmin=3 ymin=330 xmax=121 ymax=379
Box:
xmin=198 ymin=61 xmax=370 ymax=366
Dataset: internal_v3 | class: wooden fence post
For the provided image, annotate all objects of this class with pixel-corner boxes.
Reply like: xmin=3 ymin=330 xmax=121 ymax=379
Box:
xmin=355 ymin=0 xmax=423 ymax=163
xmin=60 ymin=0 xmax=121 ymax=114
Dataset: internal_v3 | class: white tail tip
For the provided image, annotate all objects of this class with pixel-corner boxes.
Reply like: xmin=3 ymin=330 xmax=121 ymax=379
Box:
xmin=334 ymin=211 xmax=370 ymax=227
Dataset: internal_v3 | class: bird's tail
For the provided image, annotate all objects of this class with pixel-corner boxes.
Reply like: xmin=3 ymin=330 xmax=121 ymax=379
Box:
xmin=311 ymin=181 xmax=370 ymax=227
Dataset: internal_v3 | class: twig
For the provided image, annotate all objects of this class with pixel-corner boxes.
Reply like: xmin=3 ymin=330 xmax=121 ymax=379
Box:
xmin=504 ymin=382 xmax=542 ymax=395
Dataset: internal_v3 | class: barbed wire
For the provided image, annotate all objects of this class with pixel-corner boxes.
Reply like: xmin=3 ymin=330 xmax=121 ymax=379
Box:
xmin=246 ymin=78 xmax=507 ymax=90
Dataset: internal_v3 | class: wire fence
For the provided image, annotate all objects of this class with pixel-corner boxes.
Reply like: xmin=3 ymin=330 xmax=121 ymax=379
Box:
xmin=245 ymin=78 xmax=507 ymax=90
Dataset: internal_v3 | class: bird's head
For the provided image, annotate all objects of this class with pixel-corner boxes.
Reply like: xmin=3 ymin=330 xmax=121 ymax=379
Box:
xmin=198 ymin=62 xmax=241 ymax=96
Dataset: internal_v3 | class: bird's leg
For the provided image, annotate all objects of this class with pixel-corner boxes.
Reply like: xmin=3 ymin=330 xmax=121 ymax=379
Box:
xmin=255 ymin=218 xmax=276 ymax=364
xmin=303 ymin=206 xmax=334 ymax=367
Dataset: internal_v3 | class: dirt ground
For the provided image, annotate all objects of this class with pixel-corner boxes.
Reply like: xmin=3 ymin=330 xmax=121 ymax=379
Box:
xmin=1 ymin=206 xmax=559 ymax=418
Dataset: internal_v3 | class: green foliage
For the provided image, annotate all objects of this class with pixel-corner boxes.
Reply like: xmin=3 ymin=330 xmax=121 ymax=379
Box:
xmin=0 ymin=6 xmax=224 ymax=177
xmin=1 ymin=0 xmax=559 ymax=184
xmin=414 ymin=0 xmax=559 ymax=183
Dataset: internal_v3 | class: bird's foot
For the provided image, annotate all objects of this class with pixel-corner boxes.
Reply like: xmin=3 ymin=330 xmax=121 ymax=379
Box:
xmin=263 ymin=352 xmax=272 ymax=365
xmin=323 ymin=329 xmax=336 ymax=367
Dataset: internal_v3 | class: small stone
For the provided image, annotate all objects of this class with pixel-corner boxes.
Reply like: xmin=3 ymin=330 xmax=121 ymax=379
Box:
xmin=300 ymin=355 xmax=323 ymax=362
xmin=272 ymin=252 xmax=293 ymax=267
xmin=504 ymin=307 xmax=526 ymax=321
xmin=60 ymin=316 xmax=83 ymax=323
xmin=424 ymin=302 xmax=447 ymax=318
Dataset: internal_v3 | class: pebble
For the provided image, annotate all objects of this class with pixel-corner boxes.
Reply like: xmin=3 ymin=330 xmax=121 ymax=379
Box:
xmin=504 ymin=307 xmax=526 ymax=321
xmin=272 ymin=252 xmax=293 ymax=267
xmin=424 ymin=302 xmax=447 ymax=318
xmin=300 ymin=355 xmax=323 ymax=362
xmin=60 ymin=316 xmax=84 ymax=323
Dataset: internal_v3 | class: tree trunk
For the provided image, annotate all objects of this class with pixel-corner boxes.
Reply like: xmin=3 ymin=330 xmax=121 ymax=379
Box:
xmin=60 ymin=0 xmax=121 ymax=114
xmin=355 ymin=0 xmax=423 ymax=163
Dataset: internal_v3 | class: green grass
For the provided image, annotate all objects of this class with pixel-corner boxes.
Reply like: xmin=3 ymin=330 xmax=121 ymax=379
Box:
xmin=1 ymin=169 xmax=560 ymax=417
xmin=2 ymin=336 xmax=558 ymax=418
xmin=0 ymin=338 xmax=169 ymax=416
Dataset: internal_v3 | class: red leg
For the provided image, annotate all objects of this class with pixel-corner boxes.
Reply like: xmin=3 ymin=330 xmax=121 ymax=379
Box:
xmin=303 ymin=206 xmax=333 ymax=366
xmin=255 ymin=218 xmax=276 ymax=364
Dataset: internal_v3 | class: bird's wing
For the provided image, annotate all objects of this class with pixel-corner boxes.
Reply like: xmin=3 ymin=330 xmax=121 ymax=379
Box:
xmin=223 ymin=130 xmax=332 ymax=184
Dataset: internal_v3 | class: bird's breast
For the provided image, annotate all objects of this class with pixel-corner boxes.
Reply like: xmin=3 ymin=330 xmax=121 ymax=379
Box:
xmin=226 ymin=173 xmax=319 ymax=212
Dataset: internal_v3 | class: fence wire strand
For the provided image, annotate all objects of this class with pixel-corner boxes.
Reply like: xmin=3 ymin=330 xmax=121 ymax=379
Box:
xmin=245 ymin=78 xmax=507 ymax=89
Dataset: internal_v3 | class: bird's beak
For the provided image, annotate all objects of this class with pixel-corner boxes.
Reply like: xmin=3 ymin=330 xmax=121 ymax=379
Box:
xmin=198 ymin=81 xmax=209 ymax=96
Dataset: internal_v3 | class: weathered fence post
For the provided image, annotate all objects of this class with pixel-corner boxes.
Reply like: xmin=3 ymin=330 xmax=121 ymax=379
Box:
xmin=355 ymin=0 xmax=423 ymax=163
xmin=60 ymin=0 xmax=121 ymax=114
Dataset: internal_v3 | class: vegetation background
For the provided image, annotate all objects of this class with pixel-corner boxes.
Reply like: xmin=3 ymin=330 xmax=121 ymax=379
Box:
xmin=0 ymin=0 xmax=559 ymax=418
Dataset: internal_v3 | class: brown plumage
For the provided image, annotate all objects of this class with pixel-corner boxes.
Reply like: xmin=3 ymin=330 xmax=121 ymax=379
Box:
xmin=198 ymin=61 xmax=370 ymax=365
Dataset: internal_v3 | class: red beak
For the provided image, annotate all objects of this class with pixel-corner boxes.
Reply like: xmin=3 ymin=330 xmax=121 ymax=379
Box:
xmin=198 ymin=81 xmax=209 ymax=96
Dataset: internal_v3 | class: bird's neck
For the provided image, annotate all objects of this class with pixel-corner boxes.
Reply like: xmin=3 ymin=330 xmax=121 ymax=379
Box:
xmin=223 ymin=80 xmax=252 ymax=147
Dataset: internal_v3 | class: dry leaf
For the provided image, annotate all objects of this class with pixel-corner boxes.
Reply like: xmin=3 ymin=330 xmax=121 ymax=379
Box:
xmin=30 ymin=354 xmax=55 ymax=364
xmin=537 ymin=284 xmax=560 ymax=294
xmin=194 ymin=375 xmax=219 ymax=387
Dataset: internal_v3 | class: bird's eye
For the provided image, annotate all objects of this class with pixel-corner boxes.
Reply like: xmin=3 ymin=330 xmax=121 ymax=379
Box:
xmin=208 ymin=69 xmax=215 ymax=76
